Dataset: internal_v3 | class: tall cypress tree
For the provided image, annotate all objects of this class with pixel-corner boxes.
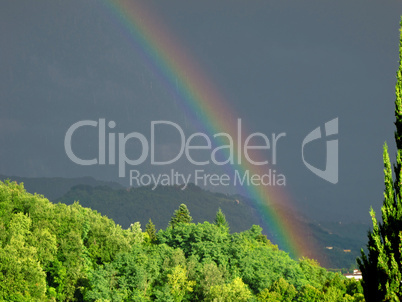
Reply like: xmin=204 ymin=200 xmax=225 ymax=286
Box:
xmin=357 ymin=18 xmax=402 ymax=301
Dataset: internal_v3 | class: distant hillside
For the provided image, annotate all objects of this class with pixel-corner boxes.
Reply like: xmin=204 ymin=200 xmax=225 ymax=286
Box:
xmin=57 ymin=183 xmax=260 ymax=233
xmin=0 ymin=175 xmax=123 ymax=200
xmin=307 ymin=222 xmax=368 ymax=270
xmin=317 ymin=221 xmax=369 ymax=242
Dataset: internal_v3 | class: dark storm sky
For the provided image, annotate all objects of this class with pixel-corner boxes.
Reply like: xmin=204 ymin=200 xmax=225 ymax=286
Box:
xmin=1 ymin=0 xmax=402 ymax=222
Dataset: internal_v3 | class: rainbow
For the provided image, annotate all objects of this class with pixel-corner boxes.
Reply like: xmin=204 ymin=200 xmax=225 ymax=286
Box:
xmin=100 ymin=0 xmax=319 ymax=261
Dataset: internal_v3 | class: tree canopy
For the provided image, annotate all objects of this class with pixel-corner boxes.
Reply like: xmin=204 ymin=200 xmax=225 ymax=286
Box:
xmin=0 ymin=181 xmax=364 ymax=301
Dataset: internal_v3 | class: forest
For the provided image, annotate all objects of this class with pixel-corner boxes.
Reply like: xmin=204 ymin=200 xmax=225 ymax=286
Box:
xmin=0 ymin=174 xmax=364 ymax=270
xmin=0 ymin=180 xmax=364 ymax=301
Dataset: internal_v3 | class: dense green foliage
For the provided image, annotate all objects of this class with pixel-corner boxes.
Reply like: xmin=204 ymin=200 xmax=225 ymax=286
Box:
xmin=56 ymin=182 xmax=364 ymax=269
xmin=0 ymin=180 xmax=133 ymax=301
xmin=358 ymin=19 xmax=402 ymax=302
xmin=0 ymin=180 xmax=364 ymax=301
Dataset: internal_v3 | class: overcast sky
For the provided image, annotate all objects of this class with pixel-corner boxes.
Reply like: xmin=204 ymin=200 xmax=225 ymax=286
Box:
xmin=1 ymin=0 xmax=402 ymax=223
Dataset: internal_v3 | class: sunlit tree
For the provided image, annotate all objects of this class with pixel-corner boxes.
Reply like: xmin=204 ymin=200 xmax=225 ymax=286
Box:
xmin=169 ymin=204 xmax=192 ymax=228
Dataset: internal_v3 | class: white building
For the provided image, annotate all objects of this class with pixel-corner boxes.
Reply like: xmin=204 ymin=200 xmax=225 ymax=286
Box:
xmin=344 ymin=269 xmax=362 ymax=280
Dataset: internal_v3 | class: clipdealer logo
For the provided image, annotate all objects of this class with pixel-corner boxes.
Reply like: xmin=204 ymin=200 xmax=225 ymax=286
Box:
xmin=64 ymin=118 xmax=338 ymax=188
xmin=301 ymin=118 xmax=339 ymax=184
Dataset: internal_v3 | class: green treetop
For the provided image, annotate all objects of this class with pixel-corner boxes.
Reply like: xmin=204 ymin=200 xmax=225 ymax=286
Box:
xmin=146 ymin=218 xmax=157 ymax=243
xmin=214 ymin=208 xmax=229 ymax=232
xmin=169 ymin=204 xmax=192 ymax=228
